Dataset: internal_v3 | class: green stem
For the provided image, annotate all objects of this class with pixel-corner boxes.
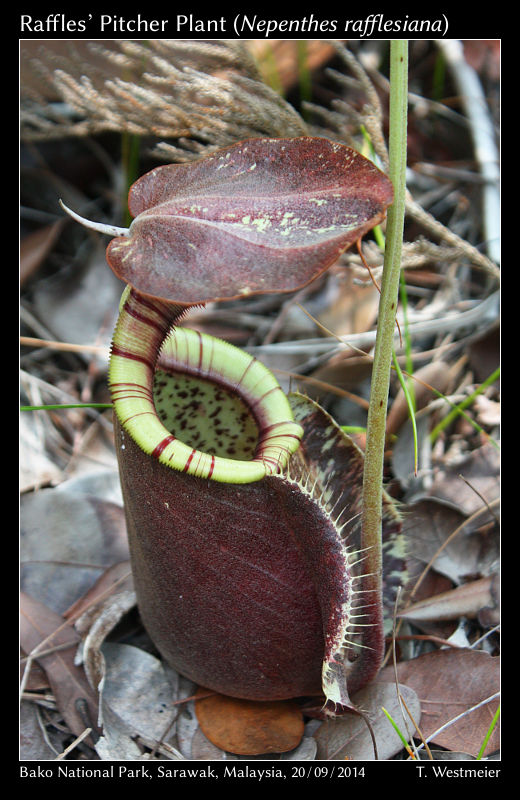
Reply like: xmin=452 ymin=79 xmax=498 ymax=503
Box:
xmin=361 ymin=42 xmax=408 ymax=607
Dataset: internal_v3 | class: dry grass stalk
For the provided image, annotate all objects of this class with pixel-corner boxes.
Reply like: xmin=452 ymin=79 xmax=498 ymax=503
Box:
xmin=21 ymin=39 xmax=307 ymax=157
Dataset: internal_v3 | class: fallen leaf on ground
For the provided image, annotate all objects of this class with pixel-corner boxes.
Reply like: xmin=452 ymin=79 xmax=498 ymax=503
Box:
xmin=63 ymin=560 xmax=133 ymax=633
xmin=20 ymin=701 xmax=58 ymax=760
xmin=82 ymin=590 xmax=137 ymax=693
xmin=20 ymin=486 xmax=129 ymax=614
xmin=379 ymin=649 xmax=499 ymax=757
xmin=100 ymin=643 xmax=178 ymax=743
xmin=313 ymin=682 xmax=421 ymax=760
xmin=403 ymin=497 xmax=499 ymax=585
xmin=398 ymin=576 xmax=494 ymax=622
xmin=20 ymin=220 xmax=64 ymax=285
xmin=427 ymin=443 xmax=499 ymax=515
xmin=194 ymin=691 xmax=305 ymax=755
xmin=315 ymin=276 xmax=380 ymax=338
xmin=20 ymin=592 xmax=101 ymax=742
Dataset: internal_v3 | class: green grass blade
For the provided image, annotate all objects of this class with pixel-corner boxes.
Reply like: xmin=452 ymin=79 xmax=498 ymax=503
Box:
xmin=341 ymin=425 xmax=366 ymax=435
xmin=429 ymin=367 xmax=500 ymax=445
xmin=393 ymin=350 xmax=418 ymax=474
xmin=381 ymin=706 xmax=415 ymax=757
xmin=476 ymin=704 xmax=500 ymax=760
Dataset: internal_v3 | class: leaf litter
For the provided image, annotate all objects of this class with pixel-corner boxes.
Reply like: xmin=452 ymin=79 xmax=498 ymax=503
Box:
xmin=20 ymin=40 xmax=499 ymax=761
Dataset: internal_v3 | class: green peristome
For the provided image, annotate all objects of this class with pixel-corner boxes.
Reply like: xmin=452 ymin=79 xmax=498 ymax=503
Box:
xmin=108 ymin=288 xmax=303 ymax=483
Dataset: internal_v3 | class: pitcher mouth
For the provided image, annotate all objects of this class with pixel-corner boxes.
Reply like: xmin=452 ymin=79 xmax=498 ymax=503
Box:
xmin=151 ymin=326 xmax=304 ymax=481
xmin=109 ymin=289 xmax=303 ymax=484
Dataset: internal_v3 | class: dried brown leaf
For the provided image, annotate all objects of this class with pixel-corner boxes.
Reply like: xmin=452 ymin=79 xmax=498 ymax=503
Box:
xmin=313 ymin=682 xmax=421 ymax=760
xmin=194 ymin=691 xmax=304 ymax=756
xmin=82 ymin=590 xmax=137 ymax=693
xmin=404 ymin=497 xmax=499 ymax=585
xmin=20 ymin=592 xmax=100 ymax=741
xmin=428 ymin=443 xmax=499 ymax=515
xmin=398 ymin=576 xmax=494 ymax=622
xmin=63 ymin=560 xmax=133 ymax=632
xmin=315 ymin=277 xmax=380 ymax=338
xmin=379 ymin=649 xmax=499 ymax=757
xmin=20 ymin=220 xmax=64 ymax=285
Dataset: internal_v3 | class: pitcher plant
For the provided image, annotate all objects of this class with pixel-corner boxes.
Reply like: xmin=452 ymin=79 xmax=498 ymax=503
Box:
xmin=60 ymin=136 xmax=404 ymax=715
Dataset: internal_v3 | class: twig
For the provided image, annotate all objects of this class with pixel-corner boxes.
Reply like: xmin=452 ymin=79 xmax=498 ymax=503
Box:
xmin=54 ymin=727 xmax=93 ymax=759
xmin=20 ymin=336 xmax=109 ymax=357
xmin=248 ymin=291 xmax=499 ymax=361
xmin=405 ymin=196 xmax=499 ymax=280
xmin=436 ymin=40 xmax=500 ymax=266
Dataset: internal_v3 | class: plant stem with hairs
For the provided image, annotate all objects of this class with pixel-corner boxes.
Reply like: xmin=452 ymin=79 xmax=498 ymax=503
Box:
xmin=361 ymin=40 xmax=409 ymax=664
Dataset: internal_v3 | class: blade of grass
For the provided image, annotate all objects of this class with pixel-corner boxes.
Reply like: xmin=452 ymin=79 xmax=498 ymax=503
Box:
xmin=392 ymin=350 xmax=418 ymax=475
xmin=429 ymin=366 xmax=500 ymax=444
xmin=121 ymin=131 xmax=141 ymax=228
xmin=297 ymin=40 xmax=312 ymax=118
xmin=476 ymin=704 xmax=500 ymax=760
xmin=381 ymin=706 xmax=416 ymax=759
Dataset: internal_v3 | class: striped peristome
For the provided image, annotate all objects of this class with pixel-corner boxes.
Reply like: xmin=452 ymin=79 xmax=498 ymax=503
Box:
xmin=109 ymin=287 xmax=303 ymax=483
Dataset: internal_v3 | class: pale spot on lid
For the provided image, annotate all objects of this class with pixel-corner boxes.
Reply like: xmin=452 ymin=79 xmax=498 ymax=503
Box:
xmin=314 ymin=225 xmax=338 ymax=233
xmin=280 ymin=212 xmax=295 ymax=227
xmin=250 ymin=217 xmax=272 ymax=232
